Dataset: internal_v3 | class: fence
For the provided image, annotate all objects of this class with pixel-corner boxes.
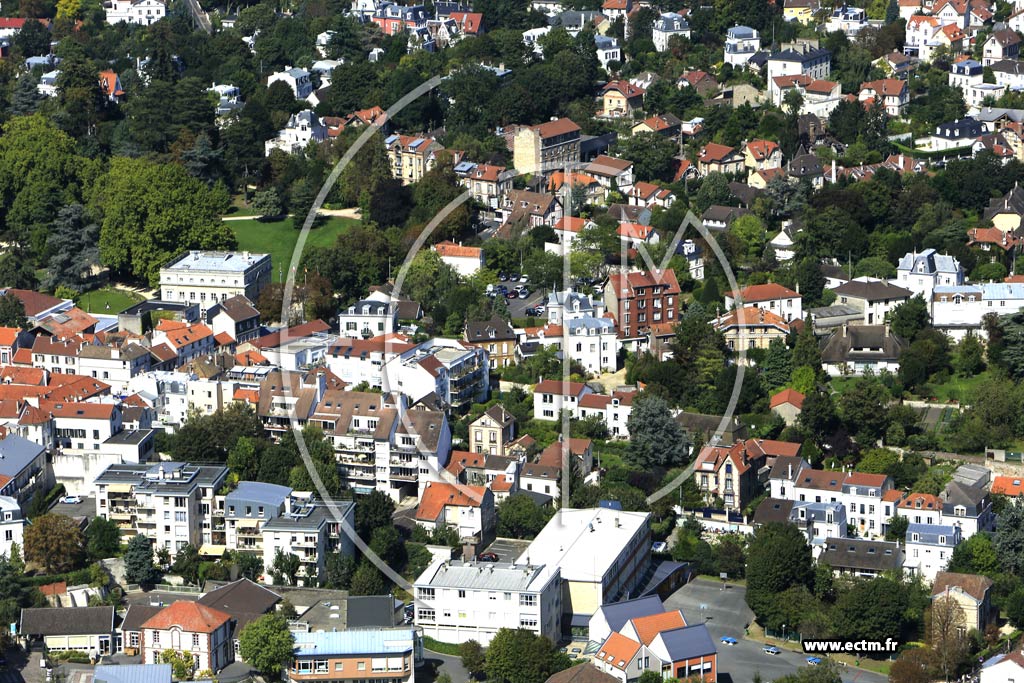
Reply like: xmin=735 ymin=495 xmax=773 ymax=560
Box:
xmin=124 ymin=583 xmax=203 ymax=594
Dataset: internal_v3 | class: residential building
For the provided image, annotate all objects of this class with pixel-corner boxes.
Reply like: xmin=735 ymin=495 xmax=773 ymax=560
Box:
xmin=0 ymin=496 xmax=24 ymax=559
xmin=267 ymin=67 xmax=313 ymax=100
xmin=338 ymin=300 xmax=398 ymax=340
xmin=766 ymin=44 xmax=831 ymax=82
xmin=265 ymin=110 xmax=327 ymax=155
xmin=931 ymin=572 xmax=995 ymax=633
xmin=0 ymin=435 xmax=50 ymax=510
xmin=76 ymin=344 xmax=151 ymax=395
xmin=261 ymin=498 xmax=357 ymax=586
xmin=631 ymin=114 xmax=682 ymax=139
xmin=983 ymin=29 xmax=1021 ymax=66
xmin=724 ymin=283 xmax=802 ymax=321
xmin=516 ymin=507 xmax=652 ymax=617
xmin=600 ymin=81 xmax=645 ymax=118
xmin=218 ymin=481 xmax=292 ymax=553
xmin=831 ymin=280 xmax=912 ymax=324
xmin=465 ymin=318 xmax=516 ymax=369
xmin=696 ymin=143 xmax=744 ymax=175
xmin=383 ymin=338 xmax=489 ymax=409
xmin=532 ymin=379 xmax=593 ymax=421
xmin=678 ymin=70 xmax=719 ymax=97
xmin=415 ymin=481 xmax=495 ymax=539
xmin=652 ymin=12 xmax=689 ymax=51
xmin=820 ymin=323 xmax=909 ymax=376
xmin=385 ymin=134 xmax=444 ymax=185
xmin=140 ymin=601 xmax=233 ymax=672
xmin=513 ymin=118 xmax=582 ymax=176
xmin=743 ymin=139 xmax=782 ymax=171
xmin=206 ymin=295 xmax=261 ymax=344
xmin=917 ymin=117 xmax=984 ymax=152
xmin=93 ymin=461 xmax=229 ymax=551
xmin=783 ymin=0 xmax=818 ymax=23
xmin=469 ymin=405 xmax=515 ymax=455
xmin=103 ymin=0 xmax=165 ymax=24
xmin=724 ymin=26 xmax=760 ymax=67
xmin=897 ymin=492 xmax=943 ymax=525
xmin=159 ymin=251 xmax=272 ymax=315
xmin=432 ymin=241 xmax=484 ymax=276
xmin=769 ymin=388 xmax=804 ymax=426
xmin=458 ymin=163 xmax=514 ymax=213
xmin=713 ymin=307 xmax=791 ymax=355
xmin=288 ymin=628 xmax=420 ymax=683
xmin=981 ymin=651 xmax=1024 ymax=682
xmin=789 ymin=500 xmax=848 ymax=551
xmin=895 ymin=249 xmax=964 ymax=303
xmin=603 ymin=270 xmax=681 ymax=342
xmin=693 ymin=441 xmax=766 ymax=511
xmin=594 ymin=611 xmax=717 ymax=683
xmin=628 ymin=183 xmax=675 ymax=210
xmin=858 ymin=79 xmax=910 ymax=117
xmin=371 ymin=2 xmax=428 ymax=34
xmin=949 ymin=58 xmax=984 ymax=91
xmin=576 ymin=389 xmax=636 ymax=438
xmin=990 ymin=58 xmax=1024 ymax=90
xmin=818 ymin=537 xmax=903 ymax=578
xmin=584 ymin=156 xmax=635 ymax=196
xmin=594 ymin=35 xmax=621 ymax=70
xmin=19 ymin=606 xmax=115 ymax=656
xmin=824 ymin=4 xmax=867 ymax=34
xmin=941 ymin=481 xmax=993 ymax=537
xmin=499 ymin=190 xmax=563 ymax=229
xmin=413 ymin=559 xmax=562 ymax=645
xmin=905 ymin=523 xmax=961 ymax=581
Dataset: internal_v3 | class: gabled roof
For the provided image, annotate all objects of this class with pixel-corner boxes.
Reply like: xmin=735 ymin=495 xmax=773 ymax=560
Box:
xmin=698 ymin=142 xmax=737 ymax=163
xmin=415 ymin=481 xmax=487 ymax=521
xmin=21 ymin=606 xmax=114 ymax=636
xmin=727 ymin=283 xmax=800 ymax=303
xmin=532 ymin=117 xmax=581 ymax=138
xmin=596 ymin=632 xmax=642 ymax=670
xmin=860 ymin=78 xmax=907 ymax=97
xmin=745 ymin=139 xmax=779 ymax=161
xmin=602 ymin=80 xmax=645 ymax=98
xmin=932 ymin=572 xmax=993 ymax=602
xmin=992 ymin=475 xmax=1024 ymax=496
xmin=594 ymin=595 xmax=665 ymax=634
xmin=628 ymin=610 xmax=687 ymax=645
xmin=770 ymin=388 xmax=805 ymax=409
xmin=533 ymin=379 xmax=589 ymax=396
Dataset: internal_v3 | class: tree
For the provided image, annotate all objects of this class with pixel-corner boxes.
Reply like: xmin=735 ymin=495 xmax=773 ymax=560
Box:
xmin=15 ymin=18 xmax=50 ymax=57
xmin=236 ymin=552 xmax=265 ymax=582
xmin=85 ymin=517 xmax=121 ymax=561
xmin=325 ymin=553 xmax=357 ymax=589
xmin=947 ymin=532 xmax=999 ymax=576
xmin=349 ymin=560 xmax=388 ymax=595
xmin=760 ymin=337 xmax=793 ymax=390
xmin=239 ymin=613 xmax=296 ymax=679
xmin=889 ymin=647 xmax=938 ymax=683
xmin=626 ymin=393 xmax=690 ymax=469
xmin=171 ymin=544 xmax=201 ymax=585
xmin=9 ymin=73 xmax=44 ymax=117
xmin=485 ymin=628 xmax=571 ymax=683
xmin=496 ymin=494 xmax=554 ymax=539
xmin=23 ymin=513 xmax=84 ymax=574
xmin=94 ymin=157 xmax=233 ymax=286
xmin=831 ymin=577 xmax=907 ymax=643
xmin=929 ymin=595 xmax=968 ymax=681
xmin=888 ymin=295 xmax=931 ymax=340
xmin=791 ymin=316 xmax=823 ymax=373
xmin=124 ymin=534 xmax=159 ymax=585
xmin=160 ymin=650 xmax=195 ymax=680
xmin=794 ymin=259 xmax=826 ymax=308
xmin=746 ymin=523 xmax=813 ymax=629
xmin=0 ymin=294 xmax=27 ymax=330
xmin=44 ymin=204 xmax=100 ymax=292
xmin=356 ymin=490 xmax=396 ymax=539
xmin=996 ymin=498 xmax=1024 ymax=575
xmin=838 ymin=377 xmax=891 ymax=445
xmin=459 ymin=640 xmax=486 ymax=677
xmin=615 ymin=132 xmax=677 ymax=182
xmin=774 ymin=661 xmax=842 ymax=683
xmin=955 ymin=333 xmax=985 ymax=376
xmin=885 ymin=515 xmax=909 ymax=543
xmin=270 ymin=549 xmax=301 ymax=586
xmin=251 ymin=188 xmax=284 ymax=219
xmin=1006 ymin=587 xmax=1024 ymax=628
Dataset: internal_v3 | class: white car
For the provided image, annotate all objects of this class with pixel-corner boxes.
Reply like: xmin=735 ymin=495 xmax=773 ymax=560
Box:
xmin=61 ymin=495 xmax=83 ymax=505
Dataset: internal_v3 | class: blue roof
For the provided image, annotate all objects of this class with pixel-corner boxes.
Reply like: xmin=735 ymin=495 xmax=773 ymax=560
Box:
xmin=657 ymin=624 xmax=717 ymax=660
xmin=599 ymin=500 xmax=623 ymax=510
xmin=0 ymin=435 xmax=44 ymax=479
xmin=226 ymin=481 xmax=292 ymax=507
xmin=94 ymin=665 xmax=172 ymax=683
xmin=292 ymin=629 xmax=416 ymax=657
xmin=594 ymin=595 xmax=665 ymax=633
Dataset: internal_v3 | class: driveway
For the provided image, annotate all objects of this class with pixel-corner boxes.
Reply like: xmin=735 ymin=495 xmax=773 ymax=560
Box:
xmin=665 ymin=579 xmax=887 ymax=683
xmin=49 ymin=496 xmax=96 ymax=520
xmin=419 ymin=650 xmax=469 ymax=683
xmin=505 ymin=288 xmax=544 ymax=319
xmin=481 ymin=538 xmax=532 ymax=563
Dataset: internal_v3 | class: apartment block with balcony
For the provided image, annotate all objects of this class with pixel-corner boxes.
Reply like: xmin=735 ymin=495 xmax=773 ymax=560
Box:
xmin=603 ymin=270 xmax=681 ymax=345
xmin=288 ymin=628 xmax=421 ymax=683
xmin=256 ymin=370 xmax=329 ymax=435
xmin=338 ymin=300 xmax=398 ymax=339
xmin=261 ymin=497 xmax=356 ymax=586
xmin=0 ymin=436 xmax=51 ymax=512
xmin=384 ymin=338 xmax=488 ymax=410
xmin=218 ymin=481 xmax=293 ymax=554
xmin=93 ymin=461 xmax=228 ymax=552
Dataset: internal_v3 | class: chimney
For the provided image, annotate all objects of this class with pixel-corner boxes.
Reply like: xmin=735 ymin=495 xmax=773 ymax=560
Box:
xmin=842 ymin=322 xmax=848 ymax=337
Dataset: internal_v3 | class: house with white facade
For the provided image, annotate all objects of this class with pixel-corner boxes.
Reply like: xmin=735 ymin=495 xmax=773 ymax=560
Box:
xmin=265 ymin=110 xmax=327 ymax=155
xmin=159 ymin=251 xmax=272 ymax=315
xmin=260 ymin=498 xmax=356 ymax=585
xmin=652 ymin=12 xmax=689 ymax=51
xmin=432 ymin=241 xmax=483 ymax=276
xmin=576 ymin=389 xmax=636 ymax=438
xmin=830 ymin=280 xmax=912 ymax=324
xmin=338 ymin=299 xmax=397 ymax=339
xmin=140 ymin=601 xmax=233 ymax=672
xmin=532 ymin=379 xmax=593 ymax=420
xmin=932 ymin=283 xmax=1024 ymax=340
xmin=0 ymin=496 xmax=24 ymax=559
xmin=104 ymin=0 xmax=165 ymax=24
xmin=905 ymin=523 xmax=960 ymax=581
xmin=414 ymin=481 xmax=495 ymax=539
xmin=724 ymin=25 xmax=760 ymax=67
xmin=724 ymin=283 xmax=803 ymax=322
xmin=895 ymin=249 xmax=964 ymax=304
xmin=267 ymin=67 xmax=313 ymax=100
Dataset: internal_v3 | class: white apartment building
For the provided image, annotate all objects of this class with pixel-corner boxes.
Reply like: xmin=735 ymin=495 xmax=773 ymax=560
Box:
xmin=651 ymin=12 xmax=689 ymax=51
xmin=104 ymin=0 xmax=166 ymax=24
xmin=383 ymin=338 xmax=488 ymax=410
xmin=724 ymin=25 xmax=760 ymax=66
xmin=413 ymin=559 xmax=562 ymax=646
xmin=532 ymin=379 xmax=593 ymax=421
xmin=517 ymin=507 xmax=652 ymax=617
xmin=895 ymin=249 xmax=964 ymax=303
xmin=830 ymin=280 xmax=912 ymax=325
xmin=93 ymin=461 xmax=229 ymax=551
xmin=52 ymin=402 xmax=124 ymax=455
xmin=159 ymin=251 xmax=272 ymax=315
xmin=215 ymin=481 xmax=292 ymax=553
xmin=325 ymin=335 xmax=416 ymax=389
xmin=932 ymin=283 xmax=1024 ymax=340
xmin=0 ymin=496 xmax=24 ymax=559
xmin=265 ymin=110 xmax=327 ymax=156
xmin=77 ymin=344 xmax=151 ymax=395
xmin=533 ymin=319 xmax=619 ymax=374
xmin=267 ymin=67 xmax=314 ymax=100
xmin=905 ymin=523 xmax=961 ymax=582
xmin=576 ymin=390 xmax=636 ymax=438
xmin=338 ymin=299 xmax=398 ymax=339
xmin=724 ymin=283 xmax=803 ymax=322
xmin=261 ymin=499 xmax=356 ymax=586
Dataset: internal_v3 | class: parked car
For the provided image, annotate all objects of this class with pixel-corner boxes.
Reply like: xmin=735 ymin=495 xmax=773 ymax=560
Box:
xmin=518 ymin=289 xmax=529 ymax=299
xmin=520 ymin=274 xmax=529 ymax=283
xmin=61 ymin=495 xmax=82 ymax=505
xmin=535 ymin=304 xmax=546 ymax=315
xmin=477 ymin=552 xmax=499 ymax=562
xmin=720 ymin=637 xmax=738 ymax=646
xmin=499 ymin=272 xmax=508 ymax=281
xmin=763 ymin=646 xmax=781 ymax=656
xmin=651 ymin=541 xmax=668 ymax=553
xmin=505 ymin=290 xmax=517 ymax=299
xmin=806 ymin=657 xmax=821 ymax=666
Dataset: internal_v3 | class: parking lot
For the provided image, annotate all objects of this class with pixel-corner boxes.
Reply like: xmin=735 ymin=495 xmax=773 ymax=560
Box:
xmin=49 ymin=495 xmax=96 ymax=519
xmin=665 ymin=579 xmax=886 ymax=683
xmin=480 ymin=537 xmax=532 ymax=563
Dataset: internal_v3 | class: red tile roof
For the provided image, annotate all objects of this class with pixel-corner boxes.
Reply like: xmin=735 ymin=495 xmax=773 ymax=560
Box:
xmin=698 ymin=142 xmax=737 ymax=163
xmin=770 ymin=388 xmax=805 ymax=410
xmin=992 ymin=475 xmax=1024 ymax=496
xmin=433 ymin=241 xmax=483 ymax=259
xmin=630 ymin=610 xmax=687 ymax=645
xmin=603 ymin=80 xmax=645 ymax=98
xmin=415 ymin=481 xmax=487 ymax=521
xmin=533 ymin=379 xmax=589 ymax=396
xmin=141 ymin=601 xmax=231 ymax=633
xmin=745 ymin=139 xmax=779 ymax=161
xmin=727 ymin=283 xmax=800 ymax=303
xmin=533 ymin=118 xmax=581 ymax=139
xmin=597 ymin=633 xmax=642 ymax=670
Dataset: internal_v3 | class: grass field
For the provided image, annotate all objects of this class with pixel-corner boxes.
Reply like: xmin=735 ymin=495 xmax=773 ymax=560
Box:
xmin=229 ymin=216 xmax=359 ymax=282
xmin=78 ymin=287 xmax=144 ymax=314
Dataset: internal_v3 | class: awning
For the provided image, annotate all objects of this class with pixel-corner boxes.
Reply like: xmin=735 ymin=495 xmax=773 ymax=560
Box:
xmin=198 ymin=544 xmax=227 ymax=557
xmin=107 ymin=483 xmax=133 ymax=493
xmin=234 ymin=518 xmax=260 ymax=528
xmin=570 ymin=613 xmax=592 ymax=628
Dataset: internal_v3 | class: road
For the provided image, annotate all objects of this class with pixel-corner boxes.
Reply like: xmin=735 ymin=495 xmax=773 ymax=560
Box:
xmin=419 ymin=650 xmax=468 ymax=683
xmin=665 ymin=579 xmax=887 ymax=683
xmin=183 ymin=0 xmax=211 ymax=33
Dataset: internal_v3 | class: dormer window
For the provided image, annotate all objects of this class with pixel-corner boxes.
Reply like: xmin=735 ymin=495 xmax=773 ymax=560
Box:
xmin=939 ymin=535 xmax=946 ymax=544
xmin=954 ymin=505 xmax=966 ymax=517
xmin=912 ymin=533 xmax=920 ymax=542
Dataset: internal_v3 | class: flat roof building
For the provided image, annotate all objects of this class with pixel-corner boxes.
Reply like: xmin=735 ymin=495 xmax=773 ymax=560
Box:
xmin=159 ymin=251 xmax=272 ymax=315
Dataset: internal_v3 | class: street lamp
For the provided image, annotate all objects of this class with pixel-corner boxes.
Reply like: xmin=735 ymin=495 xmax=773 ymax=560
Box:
xmin=782 ymin=624 xmax=787 ymax=643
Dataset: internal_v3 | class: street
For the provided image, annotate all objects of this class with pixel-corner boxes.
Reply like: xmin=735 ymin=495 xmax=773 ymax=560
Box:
xmin=665 ymin=579 xmax=888 ymax=683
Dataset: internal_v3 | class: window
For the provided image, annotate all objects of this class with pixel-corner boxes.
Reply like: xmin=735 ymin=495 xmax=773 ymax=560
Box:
xmin=520 ymin=594 xmax=537 ymax=607
xmin=418 ymin=588 xmax=435 ymax=600
xmin=419 ymin=609 xmax=435 ymax=621
xmin=357 ymin=663 xmax=366 ymax=671
xmin=334 ymin=663 xmax=344 ymax=672
xmin=458 ymin=590 xmax=466 ymax=598
xmin=152 ymin=632 xmax=160 ymax=645
xmin=192 ymin=634 xmax=201 ymax=649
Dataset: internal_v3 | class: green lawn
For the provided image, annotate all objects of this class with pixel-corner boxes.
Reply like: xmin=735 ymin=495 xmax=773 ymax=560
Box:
xmin=78 ymin=287 xmax=144 ymax=314
xmin=229 ymin=216 xmax=358 ymax=282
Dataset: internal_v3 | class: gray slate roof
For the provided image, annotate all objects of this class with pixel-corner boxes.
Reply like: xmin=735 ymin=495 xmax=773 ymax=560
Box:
xmin=819 ymin=538 xmax=902 ymax=572
xmin=21 ymin=606 xmax=114 ymax=636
